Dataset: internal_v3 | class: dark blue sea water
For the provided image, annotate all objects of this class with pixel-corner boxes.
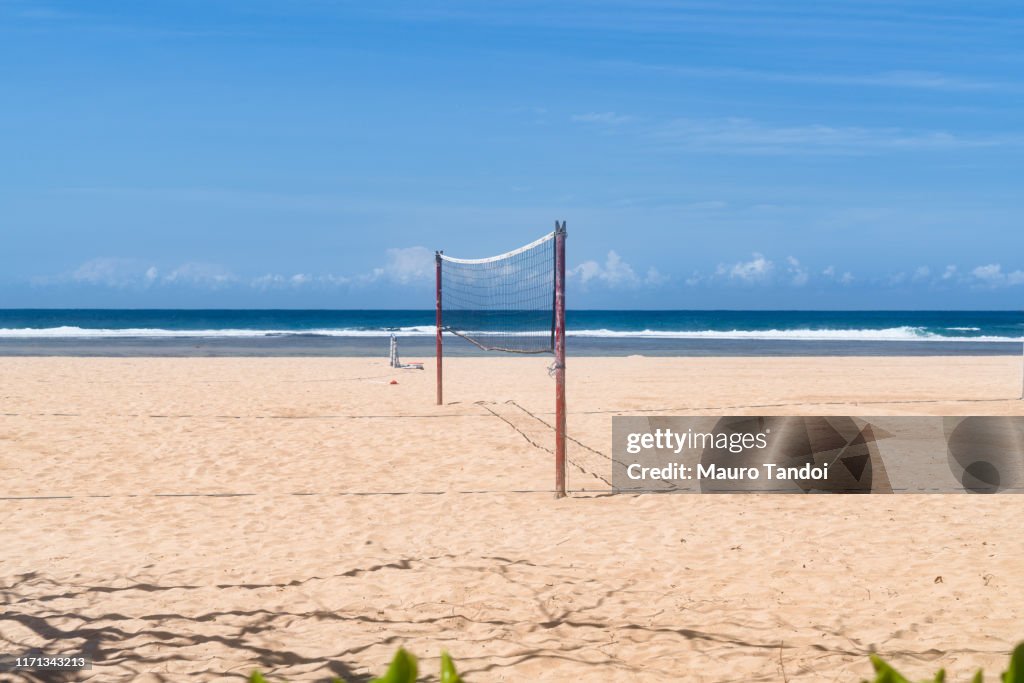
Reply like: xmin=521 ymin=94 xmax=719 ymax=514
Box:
xmin=1 ymin=309 xmax=1022 ymax=356
xmin=1 ymin=309 xmax=1023 ymax=340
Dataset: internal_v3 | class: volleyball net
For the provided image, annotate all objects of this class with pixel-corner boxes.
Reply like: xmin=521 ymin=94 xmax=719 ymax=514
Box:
xmin=436 ymin=222 xmax=568 ymax=496
xmin=439 ymin=232 xmax=557 ymax=354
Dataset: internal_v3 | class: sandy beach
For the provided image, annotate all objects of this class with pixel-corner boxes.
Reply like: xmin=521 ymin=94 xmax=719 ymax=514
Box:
xmin=2 ymin=355 xmax=1024 ymax=682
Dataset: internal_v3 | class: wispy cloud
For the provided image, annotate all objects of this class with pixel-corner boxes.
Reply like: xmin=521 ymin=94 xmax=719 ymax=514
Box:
xmin=387 ymin=3 xmax=1020 ymax=45
xmin=34 ymin=257 xmax=235 ymax=289
xmin=36 ymin=252 xmax=1024 ymax=297
xmin=250 ymin=272 xmax=348 ymax=290
xmin=611 ymin=62 xmax=1018 ymax=93
xmin=653 ymin=117 xmax=1016 ymax=155
xmin=60 ymin=257 xmax=158 ymax=288
xmin=568 ymin=110 xmax=1021 ymax=155
xmin=250 ymin=247 xmax=435 ymax=291
xmin=571 ymin=111 xmax=634 ymax=126
xmin=162 ymin=262 xmax=235 ymax=287
xmin=884 ymin=262 xmax=1024 ymax=289
xmin=37 ymin=247 xmax=439 ymax=293
xmin=822 ymin=266 xmax=855 ymax=285
xmin=869 ymin=262 xmax=1024 ymax=289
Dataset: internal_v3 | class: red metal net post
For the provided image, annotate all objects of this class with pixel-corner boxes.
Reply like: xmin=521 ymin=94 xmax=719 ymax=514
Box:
xmin=554 ymin=222 xmax=567 ymax=497
xmin=435 ymin=251 xmax=443 ymax=406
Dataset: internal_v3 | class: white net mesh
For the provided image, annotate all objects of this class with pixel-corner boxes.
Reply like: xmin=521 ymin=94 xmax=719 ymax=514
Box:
xmin=439 ymin=231 xmax=557 ymax=354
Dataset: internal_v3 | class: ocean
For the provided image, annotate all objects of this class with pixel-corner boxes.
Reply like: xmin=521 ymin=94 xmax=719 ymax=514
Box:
xmin=0 ymin=309 xmax=1022 ymax=356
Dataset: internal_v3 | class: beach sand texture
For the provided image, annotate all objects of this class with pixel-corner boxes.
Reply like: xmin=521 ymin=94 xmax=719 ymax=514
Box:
xmin=2 ymin=356 xmax=1023 ymax=682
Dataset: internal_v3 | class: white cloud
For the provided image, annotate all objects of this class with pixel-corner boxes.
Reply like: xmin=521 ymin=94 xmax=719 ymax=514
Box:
xmin=644 ymin=266 xmax=668 ymax=285
xmin=251 ymin=272 xmax=352 ymax=290
xmin=569 ymin=250 xmax=663 ymax=288
xmin=47 ymin=250 xmax=1024 ymax=299
xmin=786 ymin=256 xmax=808 ymax=286
xmin=163 ymin=262 xmax=235 ymax=287
xmin=971 ymin=264 xmax=1024 ymax=287
xmin=42 ymin=258 xmax=232 ymax=289
xmin=821 ymin=265 xmax=854 ymax=285
xmin=251 ymin=274 xmax=287 ymax=289
xmin=972 ymin=264 xmax=1002 ymax=282
xmin=571 ymin=260 xmax=602 ymax=284
xmin=67 ymin=257 xmax=156 ymax=288
xmin=597 ymin=250 xmax=636 ymax=285
xmin=247 ymin=247 xmax=434 ymax=291
xmin=572 ymin=250 xmax=636 ymax=286
xmin=368 ymin=246 xmax=435 ymax=285
xmin=718 ymin=252 xmax=774 ymax=283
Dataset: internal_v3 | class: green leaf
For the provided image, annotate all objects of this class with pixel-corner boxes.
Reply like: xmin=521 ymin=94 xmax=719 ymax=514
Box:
xmin=249 ymin=673 xmax=270 ymax=683
xmin=441 ymin=651 xmax=464 ymax=683
xmin=973 ymin=669 xmax=984 ymax=683
xmin=1005 ymin=643 xmax=1024 ymax=683
xmin=933 ymin=669 xmax=946 ymax=683
xmin=869 ymin=654 xmax=913 ymax=683
xmin=371 ymin=648 xmax=418 ymax=683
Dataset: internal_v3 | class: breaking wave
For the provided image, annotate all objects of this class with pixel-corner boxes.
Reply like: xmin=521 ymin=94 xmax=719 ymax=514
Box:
xmin=0 ymin=325 xmax=1019 ymax=342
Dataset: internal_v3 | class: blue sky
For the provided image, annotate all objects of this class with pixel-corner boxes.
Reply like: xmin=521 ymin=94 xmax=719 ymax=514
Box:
xmin=1 ymin=0 xmax=1022 ymax=309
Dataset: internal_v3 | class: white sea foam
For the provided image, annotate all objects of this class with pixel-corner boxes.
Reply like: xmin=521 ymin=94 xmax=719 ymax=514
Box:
xmin=0 ymin=326 xmax=434 ymax=338
xmin=565 ymin=327 xmax=1021 ymax=342
xmin=0 ymin=325 xmax=1020 ymax=342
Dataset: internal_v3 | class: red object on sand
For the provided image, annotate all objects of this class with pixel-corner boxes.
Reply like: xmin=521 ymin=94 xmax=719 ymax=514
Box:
xmin=390 ymin=380 xmax=398 ymax=385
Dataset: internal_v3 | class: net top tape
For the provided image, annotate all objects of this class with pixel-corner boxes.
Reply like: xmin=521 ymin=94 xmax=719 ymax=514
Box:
xmin=438 ymin=231 xmax=555 ymax=265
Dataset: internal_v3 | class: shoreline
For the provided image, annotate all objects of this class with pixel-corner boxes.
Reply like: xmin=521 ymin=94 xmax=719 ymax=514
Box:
xmin=1 ymin=335 xmax=1022 ymax=357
